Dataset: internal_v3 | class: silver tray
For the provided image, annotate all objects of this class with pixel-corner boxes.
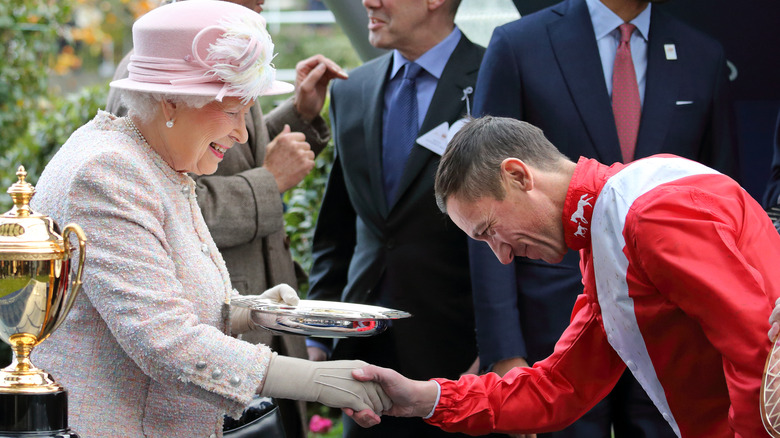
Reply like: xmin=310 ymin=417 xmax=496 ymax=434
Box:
xmin=231 ymin=297 xmax=412 ymax=338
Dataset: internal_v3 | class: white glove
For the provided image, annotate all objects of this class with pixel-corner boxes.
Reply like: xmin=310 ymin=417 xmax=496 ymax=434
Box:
xmin=230 ymin=284 xmax=300 ymax=335
xmin=259 ymin=353 xmax=392 ymax=414
xmin=249 ymin=283 xmax=300 ymax=328
xmin=257 ymin=283 xmax=300 ymax=306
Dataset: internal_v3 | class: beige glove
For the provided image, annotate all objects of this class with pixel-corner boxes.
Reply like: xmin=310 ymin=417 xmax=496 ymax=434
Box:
xmin=230 ymin=284 xmax=300 ymax=335
xmin=256 ymin=283 xmax=300 ymax=306
xmin=259 ymin=353 xmax=392 ymax=414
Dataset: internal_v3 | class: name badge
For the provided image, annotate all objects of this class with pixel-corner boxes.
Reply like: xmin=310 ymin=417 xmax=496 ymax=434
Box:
xmin=416 ymin=118 xmax=472 ymax=156
xmin=417 ymin=122 xmax=450 ymax=156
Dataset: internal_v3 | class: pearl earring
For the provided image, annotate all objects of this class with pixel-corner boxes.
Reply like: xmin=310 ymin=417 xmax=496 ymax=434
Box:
xmin=166 ymin=120 xmax=174 ymax=128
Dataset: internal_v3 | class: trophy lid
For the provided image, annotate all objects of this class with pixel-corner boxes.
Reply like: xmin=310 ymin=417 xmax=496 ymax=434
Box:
xmin=0 ymin=166 xmax=66 ymax=260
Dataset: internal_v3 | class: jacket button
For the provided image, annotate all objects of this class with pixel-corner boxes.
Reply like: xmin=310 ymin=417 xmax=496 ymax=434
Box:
xmin=201 ymin=243 xmax=210 ymax=255
xmin=229 ymin=376 xmax=242 ymax=386
xmin=195 ymin=361 xmax=207 ymax=370
xmin=211 ymin=369 xmax=222 ymax=379
xmin=181 ymin=185 xmax=190 ymax=195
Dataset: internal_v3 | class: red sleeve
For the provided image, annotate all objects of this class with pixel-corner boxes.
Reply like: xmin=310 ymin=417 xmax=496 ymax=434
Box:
xmin=426 ymin=295 xmax=626 ymax=435
xmin=629 ymin=178 xmax=780 ymax=436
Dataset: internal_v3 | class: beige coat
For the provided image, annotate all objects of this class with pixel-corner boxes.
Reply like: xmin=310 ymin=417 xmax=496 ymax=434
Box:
xmin=107 ymin=53 xmax=330 ymax=437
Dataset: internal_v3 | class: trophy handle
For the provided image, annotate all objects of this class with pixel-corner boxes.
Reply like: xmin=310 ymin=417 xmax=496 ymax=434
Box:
xmin=51 ymin=224 xmax=87 ymax=334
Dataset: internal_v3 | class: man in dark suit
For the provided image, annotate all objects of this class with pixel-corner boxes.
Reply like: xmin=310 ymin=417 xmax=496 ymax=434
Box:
xmin=306 ymin=0 xmax=485 ymax=436
xmin=763 ymin=111 xmax=780 ymax=211
xmin=468 ymin=0 xmax=738 ymax=437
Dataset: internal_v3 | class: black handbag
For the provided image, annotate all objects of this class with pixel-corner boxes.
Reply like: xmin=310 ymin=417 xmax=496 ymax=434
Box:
xmin=223 ymin=396 xmax=287 ymax=438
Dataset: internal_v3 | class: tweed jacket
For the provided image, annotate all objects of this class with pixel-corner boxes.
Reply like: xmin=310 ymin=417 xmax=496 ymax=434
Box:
xmin=31 ymin=111 xmax=272 ymax=438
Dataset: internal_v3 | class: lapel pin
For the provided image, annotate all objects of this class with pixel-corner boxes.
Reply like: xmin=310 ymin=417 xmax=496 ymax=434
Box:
xmin=664 ymin=44 xmax=677 ymax=61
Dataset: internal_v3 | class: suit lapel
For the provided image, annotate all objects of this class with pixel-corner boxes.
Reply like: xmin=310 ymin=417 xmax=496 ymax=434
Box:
xmin=548 ymin=0 xmax=623 ymax=164
xmin=635 ymin=9 xmax=680 ymax=158
xmin=389 ymin=36 xmax=481 ymax=212
xmin=363 ymin=54 xmax=393 ymax=218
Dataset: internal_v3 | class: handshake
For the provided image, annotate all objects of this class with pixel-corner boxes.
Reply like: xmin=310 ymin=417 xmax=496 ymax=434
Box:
xmin=258 ymin=353 xmax=438 ymax=428
xmin=258 ymin=354 xmax=390 ymax=414
xmin=246 ymin=284 xmax=439 ymax=427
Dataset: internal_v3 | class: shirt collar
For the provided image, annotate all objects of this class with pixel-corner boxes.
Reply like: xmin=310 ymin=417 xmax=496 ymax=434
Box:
xmin=390 ymin=27 xmax=462 ymax=80
xmin=585 ymin=0 xmax=651 ymax=42
xmin=563 ymin=157 xmax=627 ymax=250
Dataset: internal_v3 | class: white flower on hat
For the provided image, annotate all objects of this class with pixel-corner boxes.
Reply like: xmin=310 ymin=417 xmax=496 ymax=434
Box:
xmin=206 ymin=15 xmax=277 ymax=103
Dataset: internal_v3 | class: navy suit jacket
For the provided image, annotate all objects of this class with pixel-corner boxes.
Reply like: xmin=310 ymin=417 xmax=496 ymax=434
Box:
xmin=470 ymin=0 xmax=738 ymax=366
xmin=308 ymin=34 xmax=484 ymax=382
xmin=763 ymin=112 xmax=780 ymax=209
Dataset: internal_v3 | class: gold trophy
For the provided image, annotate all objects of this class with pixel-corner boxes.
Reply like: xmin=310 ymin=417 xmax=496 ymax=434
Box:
xmin=0 ymin=166 xmax=86 ymax=437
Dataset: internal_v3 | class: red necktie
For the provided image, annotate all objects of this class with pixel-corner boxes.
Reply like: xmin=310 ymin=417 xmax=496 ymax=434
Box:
xmin=612 ymin=23 xmax=641 ymax=163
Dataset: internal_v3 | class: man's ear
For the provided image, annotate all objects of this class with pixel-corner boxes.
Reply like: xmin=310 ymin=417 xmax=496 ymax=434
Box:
xmin=427 ymin=0 xmax=447 ymax=12
xmin=500 ymin=158 xmax=534 ymax=191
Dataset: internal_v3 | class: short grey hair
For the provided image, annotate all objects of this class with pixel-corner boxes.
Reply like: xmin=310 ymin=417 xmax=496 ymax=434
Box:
xmin=120 ymin=90 xmax=215 ymax=123
xmin=434 ymin=116 xmax=570 ymax=213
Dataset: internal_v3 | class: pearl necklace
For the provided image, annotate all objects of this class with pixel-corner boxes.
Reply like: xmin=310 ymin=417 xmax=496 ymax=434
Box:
xmin=125 ymin=117 xmax=148 ymax=146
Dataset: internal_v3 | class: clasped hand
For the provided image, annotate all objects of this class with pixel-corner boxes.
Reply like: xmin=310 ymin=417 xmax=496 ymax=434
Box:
xmin=253 ymin=286 xmax=437 ymax=427
xmin=254 ymin=285 xmax=391 ymax=420
xmin=344 ymin=365 xmax=440 ymax=428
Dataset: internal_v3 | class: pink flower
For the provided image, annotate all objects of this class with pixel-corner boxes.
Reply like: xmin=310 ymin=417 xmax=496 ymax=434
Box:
xmin=309 ymin=414 xmax=333 ymax=434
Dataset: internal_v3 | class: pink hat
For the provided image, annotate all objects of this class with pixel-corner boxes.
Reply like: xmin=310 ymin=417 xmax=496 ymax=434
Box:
xmin=110 ymin=0 xmax=293 ymax=103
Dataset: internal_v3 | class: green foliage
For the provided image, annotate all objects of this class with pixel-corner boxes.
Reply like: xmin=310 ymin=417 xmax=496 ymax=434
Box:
xmin=0 ymin=1 xmax=70 ymax=131
xmin=0 ymin=0 xmax=73 ymax=210
xmin=283 ymin=144 xmax=333 ymax=291
xmin=283 ymin=98 xmax=335 ymax=295
xmin=0 ymin=83 xmax=108 ymax=212
xmin=0 ymin=0 xmax=107 ymax=366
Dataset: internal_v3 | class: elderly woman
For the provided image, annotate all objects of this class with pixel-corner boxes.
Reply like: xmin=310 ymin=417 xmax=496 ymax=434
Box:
xmin=30 ymin=1 xmax=388 ymax=437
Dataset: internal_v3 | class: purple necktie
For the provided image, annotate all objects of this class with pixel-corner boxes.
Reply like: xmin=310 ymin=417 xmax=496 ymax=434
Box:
xmin=612 ymin=23 xmax=641 ymax=163
xmin=383 ymin=62 xmax=423 ymax=205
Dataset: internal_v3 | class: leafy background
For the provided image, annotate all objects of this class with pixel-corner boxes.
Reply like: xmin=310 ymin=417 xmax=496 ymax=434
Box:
xmin=0 ymin=1 xmax=357 ymax=435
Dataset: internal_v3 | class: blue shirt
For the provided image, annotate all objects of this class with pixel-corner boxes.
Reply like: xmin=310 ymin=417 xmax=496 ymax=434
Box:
xmin=585 ymin=0 xmax=651 ymax=105
xmin=383 ymin=27 xmax=462 ymax=132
